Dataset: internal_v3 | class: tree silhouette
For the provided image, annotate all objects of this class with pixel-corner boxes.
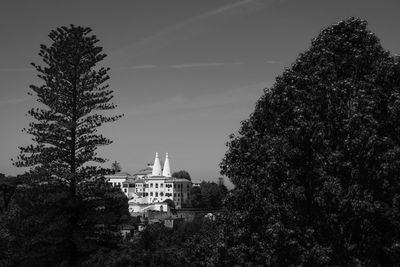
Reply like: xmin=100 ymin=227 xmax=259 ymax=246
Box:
xmin=14 ymin=24 xmax=122 ymax=195
xmin=12 ymin=25 xmax=124 ymax=265
xmin=221 ymin=18 xmax=400 ymax=265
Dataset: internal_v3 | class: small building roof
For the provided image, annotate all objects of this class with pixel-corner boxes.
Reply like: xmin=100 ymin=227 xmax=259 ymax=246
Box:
xmin=147 ymin=176 xmax=167 ymax=179
xmin=105 ymin=171 xmax=132 ymax=178
xmin=164 ymin=178 xmax=191 ymax=183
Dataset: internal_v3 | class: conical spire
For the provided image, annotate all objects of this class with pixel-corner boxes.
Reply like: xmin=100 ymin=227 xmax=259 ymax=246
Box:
xmin=151 ymin=152 xmax=162 ymax=176
xmin=162 ymin=152 xmax=171 ymax=177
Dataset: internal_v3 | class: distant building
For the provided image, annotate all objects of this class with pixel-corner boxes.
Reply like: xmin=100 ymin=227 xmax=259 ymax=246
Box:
xmin=105 ymin=152 xmax=192 ymax=210
xmin=107 ymin=172 xmax=132 ymax=189
xmin=191 ymin=179 xmax=203 ymax=187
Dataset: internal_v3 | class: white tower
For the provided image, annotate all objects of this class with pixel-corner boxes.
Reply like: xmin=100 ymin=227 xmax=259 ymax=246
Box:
xmin=151 ymin=152 xmax=162 ymax=176
xmin=162 ymin=152 xmax=171 ymax=177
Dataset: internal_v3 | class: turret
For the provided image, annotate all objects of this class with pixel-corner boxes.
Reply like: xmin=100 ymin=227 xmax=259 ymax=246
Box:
xmin=162 ymin=152 xmax=171 ymax=177
xmin=151 ymin=152 xmax=162 ymax=176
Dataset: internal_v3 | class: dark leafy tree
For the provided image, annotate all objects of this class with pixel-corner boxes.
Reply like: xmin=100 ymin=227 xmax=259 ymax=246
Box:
xmin=172 ymin=170 xmax=191 ymax=180
xmin=220 ymin=18 xmax=400 ymax=266
xmin=0 ymin=175 xmax=22 ymax=214
xmin=111 ymin=160 xmax=122 ymax=173
xmin=191 ymin=186 xmax=203 ymax=208
xmin=191 ymin=181 xmax=228 ymax=208
xmin=181 ymin=217 xmax=226 ymax=266
xmin=1 ymin=173 xmax=129 ymax=266
xmin=74 ymin=178 xmax=130 ymax=263
xmin=82 ymin=216 xmax=211 ymax=266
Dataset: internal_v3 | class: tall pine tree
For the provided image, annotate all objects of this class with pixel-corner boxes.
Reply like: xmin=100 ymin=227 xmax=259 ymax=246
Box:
xmin=14 ymin=25 xmax=122 ymax=195
xmin=12 ymin=25 xmax=125 ymax=265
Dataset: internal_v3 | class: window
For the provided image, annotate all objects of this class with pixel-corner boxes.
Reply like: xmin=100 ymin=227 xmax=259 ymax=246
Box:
xmin=155 ymin=183 xmax=158 ymax=188
xmin=160 ymin=192 xmax=164 ymax=196
xmin=150 ymin=183 xmax=153 ymax=188
xmin=174 ymin=193 xmax=176 ymax=197
xmin=155 ymin=192 xmax=158 ymax=197
xmin=161 ymin=184 xmax=163 ymax=188
xmin=150 ymin=192 xmax=153 ymax=196
xmin=174 ymin=184 xmax=176 ymax=189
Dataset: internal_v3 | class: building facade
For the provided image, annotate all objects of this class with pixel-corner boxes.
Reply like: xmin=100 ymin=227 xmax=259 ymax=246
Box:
xmin=105 ymin=152 xmax=192 ymax=210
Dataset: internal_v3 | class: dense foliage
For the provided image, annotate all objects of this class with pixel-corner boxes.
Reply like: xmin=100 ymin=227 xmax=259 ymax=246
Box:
xmin=0 ymin=174 xmax=21 ymax=214
xmin=0 ymin=173 xmax=129 ymax=266
xmin=220 ymin=18 xmax=400 ymax=265
xmin=191 ymin=181 xmax=228 ymax=208
xmin=82 ymin=216 xmax=222 ymax=267
xmin=172 ymin=170 xmax=191 ymax=180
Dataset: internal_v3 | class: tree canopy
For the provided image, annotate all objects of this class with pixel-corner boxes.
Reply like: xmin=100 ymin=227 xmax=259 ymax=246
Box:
xmin=220 ymin=18 xmax=400 ymax=265
xmin=111 ymin=161 xmax=122 ymax=173
xmin=172 ymin=170 xmax=191 ymax=180
xmin=191 ymin=181 xmax=228 ymax=209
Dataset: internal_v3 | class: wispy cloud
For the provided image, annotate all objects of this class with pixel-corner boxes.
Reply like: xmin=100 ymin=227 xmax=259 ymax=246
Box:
xmin=0 ymin=67 xmax=35 ymax=72
xmin=113 ymin=62 xmax=244 ymax=71
xmin=111 ymin=0 xmax=280 ymax=58
xmin=129 ymin=65 xmax=156 ymax=70
xmin=169 ymin=62 xmax=242 ymax=69
xmin=123 ymin=81 xmax=272 ymax=118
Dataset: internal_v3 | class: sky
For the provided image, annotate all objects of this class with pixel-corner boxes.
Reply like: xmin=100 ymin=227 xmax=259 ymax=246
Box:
xmin=1 ymin=0 xmax=400 ymax=185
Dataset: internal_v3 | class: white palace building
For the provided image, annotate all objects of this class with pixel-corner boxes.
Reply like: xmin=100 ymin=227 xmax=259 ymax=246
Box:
xmin=105 ymin=152 xmax=192 ymax=213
